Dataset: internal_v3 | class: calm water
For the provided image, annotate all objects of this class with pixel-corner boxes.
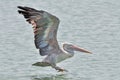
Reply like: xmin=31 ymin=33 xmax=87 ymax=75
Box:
xmin=0 ymin=0 xmax=120 ymax=80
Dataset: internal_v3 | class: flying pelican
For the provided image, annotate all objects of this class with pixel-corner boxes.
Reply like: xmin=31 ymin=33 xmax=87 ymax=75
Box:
xmin=17 ymin=6 xmax=92 ymax=72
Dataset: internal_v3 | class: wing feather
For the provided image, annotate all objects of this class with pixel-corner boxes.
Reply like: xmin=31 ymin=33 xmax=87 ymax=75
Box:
xmin=18 ymin=6 xmax=60 ymax=56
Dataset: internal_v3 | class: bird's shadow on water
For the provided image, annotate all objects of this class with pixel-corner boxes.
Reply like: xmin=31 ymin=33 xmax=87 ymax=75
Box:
xmin=30 ymin=73 xmax=69 ymax=80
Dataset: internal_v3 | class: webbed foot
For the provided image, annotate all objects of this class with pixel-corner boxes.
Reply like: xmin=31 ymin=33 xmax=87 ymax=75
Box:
xmin=53 ymin=66 xmax=68 ymax=72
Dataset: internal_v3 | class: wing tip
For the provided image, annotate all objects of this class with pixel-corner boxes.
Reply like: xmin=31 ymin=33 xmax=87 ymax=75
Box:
xmin=17 ymin=6 xmax=24 ymax=9
xmin=17 ymin=10 xmax=22 ymax=14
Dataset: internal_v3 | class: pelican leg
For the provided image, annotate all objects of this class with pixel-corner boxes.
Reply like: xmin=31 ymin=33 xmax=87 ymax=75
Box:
xmin=51 ymin=65 xmax=68 ymax=72
xmin=55 ymin=66 xmax=68 ymax=72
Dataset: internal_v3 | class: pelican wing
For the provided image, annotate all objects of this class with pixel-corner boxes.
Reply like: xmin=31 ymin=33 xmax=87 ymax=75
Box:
xmin=18 ymin=6 xmax=60 ymax=56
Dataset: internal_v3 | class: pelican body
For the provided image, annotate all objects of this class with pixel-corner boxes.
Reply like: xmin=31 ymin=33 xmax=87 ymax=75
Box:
xmin=18 ymin=6 xmax=92 ymax=72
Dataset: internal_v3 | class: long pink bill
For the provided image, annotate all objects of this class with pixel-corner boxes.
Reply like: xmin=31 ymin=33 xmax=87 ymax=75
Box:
xmin=72 ymin=45 xmax=92 ymax=54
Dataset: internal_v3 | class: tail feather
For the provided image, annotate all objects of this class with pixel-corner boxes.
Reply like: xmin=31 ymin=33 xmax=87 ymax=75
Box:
xmin=32 ymin=62 xmax=51 ymax=67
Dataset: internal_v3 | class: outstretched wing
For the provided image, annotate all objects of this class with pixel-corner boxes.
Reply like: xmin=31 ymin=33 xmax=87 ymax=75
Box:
xmin=18 ymin=6 xmax=60 ymax=56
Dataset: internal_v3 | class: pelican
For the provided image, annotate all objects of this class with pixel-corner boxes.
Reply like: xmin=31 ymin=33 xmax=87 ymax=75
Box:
xmin=17 ymin=6 xmax=92 ymax=72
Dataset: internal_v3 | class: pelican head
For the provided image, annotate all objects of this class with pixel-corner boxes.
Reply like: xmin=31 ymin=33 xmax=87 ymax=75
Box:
xmin=63 ymin=43 xmax=92 ymax=54
xmin=63 ymin=43 xmax=75 ymax=54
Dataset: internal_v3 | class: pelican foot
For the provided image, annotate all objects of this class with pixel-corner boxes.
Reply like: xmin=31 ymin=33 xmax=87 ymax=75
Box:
xmin=53 ymin=66 xmax=68 ymax=72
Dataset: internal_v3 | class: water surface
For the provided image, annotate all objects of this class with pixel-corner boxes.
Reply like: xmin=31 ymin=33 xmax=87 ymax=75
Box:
xmin=0 ymin=0 xmax=120 ymax=80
